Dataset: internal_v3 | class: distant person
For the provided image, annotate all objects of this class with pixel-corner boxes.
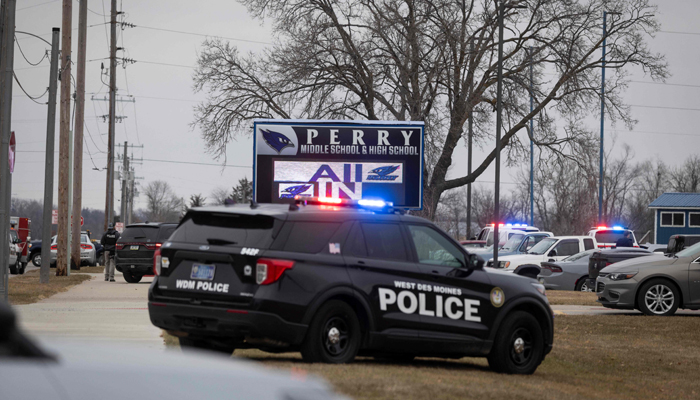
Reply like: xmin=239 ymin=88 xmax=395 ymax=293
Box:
xmin=100 ymin=223 xmax=120 ymax=282
xmin=615 ymin=231 xmax=634 ymax=248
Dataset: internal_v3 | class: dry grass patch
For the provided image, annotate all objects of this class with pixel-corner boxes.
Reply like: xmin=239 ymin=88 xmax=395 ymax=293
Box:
xmin=547 ymin=290 xmax=598 ymax=306
xmin=9 ymin=269 xmax=92 ymax=305
xmin=165 ymin=315 xmax=700 ymax=399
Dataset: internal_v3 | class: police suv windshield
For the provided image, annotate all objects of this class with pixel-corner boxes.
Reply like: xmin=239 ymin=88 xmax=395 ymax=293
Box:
xmin=528 ymin=238 xmax=557 ymax=255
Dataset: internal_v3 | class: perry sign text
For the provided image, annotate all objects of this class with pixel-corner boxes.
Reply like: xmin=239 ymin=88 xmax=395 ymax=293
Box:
xmin=379 ymin=280 xmax=481 ymax=322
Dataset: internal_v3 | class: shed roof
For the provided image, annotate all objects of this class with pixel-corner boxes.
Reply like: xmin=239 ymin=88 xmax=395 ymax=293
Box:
xmin=648 ymin=192 xmax=700 ymax=209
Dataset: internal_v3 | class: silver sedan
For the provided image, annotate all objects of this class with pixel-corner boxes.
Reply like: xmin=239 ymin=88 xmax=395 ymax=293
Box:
xmin=537 ymin=250 xmax=596 ymax=291
xmin=596 ymin=242 xmax=700 ymax=316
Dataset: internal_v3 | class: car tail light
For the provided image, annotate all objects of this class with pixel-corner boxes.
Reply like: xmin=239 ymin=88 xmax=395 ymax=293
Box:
xmin=116 ymin=244 xmax=125 ymax=250
xmin=256 ymin=258 xmax=294 ymax=285
xmin=80 ymin=244 xmax=91 ymax=250
xmin=542 ymin=264 xmax=562 ymax=273
xmin=153 ymin=248 xmax=170 ymax=276
xmin=50 ymin=245 xmax=57 ymax=250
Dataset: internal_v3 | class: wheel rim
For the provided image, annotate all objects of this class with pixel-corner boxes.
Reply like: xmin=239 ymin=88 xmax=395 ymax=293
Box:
xmin=580 ymin=281 xmax=591 ymax=292
xmin=34 ymin=254 xmax=41 ymax=265
xmin=645 ymin=284 xmax=675 ymax=314
xmin=509 ymin=327 xmax=534 ymax=367
xmin=322 ymin=316 xmax=350 ymax=357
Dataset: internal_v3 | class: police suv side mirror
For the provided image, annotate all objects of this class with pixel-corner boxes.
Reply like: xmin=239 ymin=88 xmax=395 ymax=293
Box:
xmin=467 ymin=254 xmax=484 ymax=270
xmin=548 ymin=249 xmax=557 ymax=257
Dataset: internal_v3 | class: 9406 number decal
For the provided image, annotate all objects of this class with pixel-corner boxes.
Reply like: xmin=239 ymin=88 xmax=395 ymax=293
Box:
xmin=241 ymin=247 xmax=260 ymax=256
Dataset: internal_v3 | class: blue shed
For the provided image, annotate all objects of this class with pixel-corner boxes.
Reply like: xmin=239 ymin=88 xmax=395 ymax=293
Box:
xmin=649 ymin=192 xmax=700 ymax=244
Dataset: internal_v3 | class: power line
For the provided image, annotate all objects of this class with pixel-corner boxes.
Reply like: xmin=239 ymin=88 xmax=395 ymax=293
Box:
xmin=133 ymin=24 xmax=273 ymax=46
xmin=17 ymin=0 xmax=59 ymax=11
xmin=612 ymin=129 xmax=700 ymax=138
xmin=630 ymin=80 xmax=700 ymax=89
xmin=142 ymin=158 xmax=251 ymax=168
xmin=629 ymin=104 xmax=700 ymax=112
xmin=14 ymin=36 xmax=49 ymax=66
xmin=658 ymin=30 xmax=700 ymax=36
xmin=13 ymin=73 xmax=48 ymax=104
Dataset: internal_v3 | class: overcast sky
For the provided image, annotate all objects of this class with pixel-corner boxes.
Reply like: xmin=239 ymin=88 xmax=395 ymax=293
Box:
xmin=10 ymin=0 xmax=700 ymax=215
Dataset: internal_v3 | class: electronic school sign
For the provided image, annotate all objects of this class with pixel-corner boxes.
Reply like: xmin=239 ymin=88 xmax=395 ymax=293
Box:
xmin=253 ymin=119 xmax=424 ymax=209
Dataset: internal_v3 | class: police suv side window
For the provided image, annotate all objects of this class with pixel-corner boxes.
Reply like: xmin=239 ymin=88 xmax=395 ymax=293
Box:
xmin=360 ymin=223 xmax=407 ymax=261
xmin=407 ymin=225 xmax=465 ymax=268
xmin=283 ymin=222 xmax=341 ymax=254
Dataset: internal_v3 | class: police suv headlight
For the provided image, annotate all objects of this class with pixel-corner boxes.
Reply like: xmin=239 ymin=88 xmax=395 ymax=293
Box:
xmin=499 ymin=261 xmax=510 ymax=269
xmin=531 ymin=282 xmax=546 ymax=296
xmin=608 ymin=272 xmax=637 ymax=281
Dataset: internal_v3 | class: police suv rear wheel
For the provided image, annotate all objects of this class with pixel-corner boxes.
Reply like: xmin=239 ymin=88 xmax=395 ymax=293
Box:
xmin=123 ymin=270 xmax=142 ymax=283
xmin=301 ymin=300 xmax=361 ymax=364
xmin=487 ymin=311 xmax=544 ymax=374
xmin=179 ymin=337 xmax=235 ymax=355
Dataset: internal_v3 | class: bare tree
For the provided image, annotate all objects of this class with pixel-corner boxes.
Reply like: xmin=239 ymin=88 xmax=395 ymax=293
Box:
xmin=143 ymin=181 xmax=185 ymax=222
xmin=193 ymin=0 xmax=667 ymax=218
xmin=210 ymin=187 xmax=231 ymax=205
xmin=669 ymin=155 xmax=700 ymax=193
xmin=231 ymin=178 xmax=253 ymax=203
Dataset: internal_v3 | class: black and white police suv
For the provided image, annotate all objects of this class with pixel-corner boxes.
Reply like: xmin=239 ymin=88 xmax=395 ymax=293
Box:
xmin=148 ymin=197 xmax=553 ymax=374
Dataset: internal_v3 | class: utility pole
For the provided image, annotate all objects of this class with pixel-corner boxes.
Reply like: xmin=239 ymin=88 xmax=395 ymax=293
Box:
xmin=71 ymin=0 xmax=87 ymax=270
xmin=0 ymin=0 xmax=16 ymax=301
xmin=56 ymin=0 xmax=72 ymax=276
xmin=120 ymin=141 xmax=127 ymax=221
xmin=104 ymin=0 xmax=117 ymax=230
xmin=40 ymin=28 xmax=60 ymax=284
xmin=529 ymin=46 xmax=534 ymax=227
xmin=466 ymin=40 xmax=475 ymax=240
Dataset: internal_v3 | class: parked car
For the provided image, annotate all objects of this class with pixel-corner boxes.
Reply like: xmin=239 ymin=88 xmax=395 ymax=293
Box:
xmin=0 ymin=301 xmax=345 ymax=400
xmin=586 ymin=248 xmax=658 ymax=290
xmin=586 ymin=226 xmax=638 ymax=249
xmin=7 ymin=229 xmax=21 ymax=274
xmin=640 ymin=243 xmax=667 ymax=253
xmin=50 ymin=232 xmax=97 ymax=267
xmin=460 ymin=240 xmax=487 ymax=248
xmin=475 ymin=223 xmax=540 ymax=247
xmin=666 ymin=234 xmax=700 ymax=255
xmin=28 ymin=238 xmax=45 ymax=267
xmin=594 ymin=242 xmax=700 ymax=316
xmin=539 ymin=248 xmax=652 ymax=292
xmin=473 ymin=231 xmax=553 ymax=259
xmin=489 ymin=236 xmax=597 ymax=273
xmin=115 ymin=223 xmax=178 ymax=283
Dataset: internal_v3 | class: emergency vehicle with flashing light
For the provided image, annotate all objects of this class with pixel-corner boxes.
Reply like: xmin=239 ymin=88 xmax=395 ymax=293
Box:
xmin=147 ymin=197 xmax=553 ymax=374
xmin=474 ymin=223 xmax=540 ymax=248
xmin=586 ymin=226 xmax=638 ymax=249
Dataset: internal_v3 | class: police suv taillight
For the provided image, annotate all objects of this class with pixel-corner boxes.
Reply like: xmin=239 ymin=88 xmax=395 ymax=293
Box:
xmin=153 ymin=248 xmax=170 ymax=276
xmin=256 ymin=258 xmax=294 ymax=285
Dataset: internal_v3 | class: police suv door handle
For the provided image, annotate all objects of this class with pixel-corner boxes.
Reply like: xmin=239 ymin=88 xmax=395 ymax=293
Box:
xmin=355 ymin=260 xmax=366 ymax=270
xmin=431 ymin=270 xmax=441 ymax=280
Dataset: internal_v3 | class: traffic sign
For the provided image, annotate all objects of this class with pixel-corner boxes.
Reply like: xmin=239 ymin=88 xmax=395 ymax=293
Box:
xmin=52 ymin=210 xmax=84 ymax=226
xmin=115 ymin=222 xmax=124 ymax=232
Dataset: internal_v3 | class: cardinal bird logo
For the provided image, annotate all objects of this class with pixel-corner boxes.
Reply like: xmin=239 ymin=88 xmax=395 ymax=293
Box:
xmin=261 ymin=129 xmax=295 ymax=154
xmin=280 ymin=184 xmax=312 ymax=199
xmin=367 ymin=165 xmax=400 ymax=181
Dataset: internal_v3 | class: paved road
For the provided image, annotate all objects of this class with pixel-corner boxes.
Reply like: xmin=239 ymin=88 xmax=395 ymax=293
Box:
xmin=7 ymin=264 xmax=38 ymax=278
xmin=551 ymin=304 xmax=700 ymax=316
xmin=12 ymin=272 xmax=163 ymax=350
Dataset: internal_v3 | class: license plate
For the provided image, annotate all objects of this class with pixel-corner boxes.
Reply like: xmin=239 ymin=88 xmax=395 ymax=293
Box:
xmin=191 ymin=264 xmax=215 ymax=280
xmin=130 ymin=245 xmax=139 ymax=250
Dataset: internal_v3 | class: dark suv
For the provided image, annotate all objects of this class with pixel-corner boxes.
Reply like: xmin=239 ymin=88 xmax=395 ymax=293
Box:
xmin=116 ymin=223 xmax=177 ymax=283
xmin=148 ymin=198 xmax=553 ymax=374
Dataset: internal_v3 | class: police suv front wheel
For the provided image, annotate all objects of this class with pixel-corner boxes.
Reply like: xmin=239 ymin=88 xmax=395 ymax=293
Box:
xmin=487 ymin=311 xmax=544 ymax=374
xmin=301 ymin=300 xmax=361 ymax=364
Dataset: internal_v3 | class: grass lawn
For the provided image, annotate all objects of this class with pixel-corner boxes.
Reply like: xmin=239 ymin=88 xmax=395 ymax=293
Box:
xmin=546 ymin=290 xmax=599 ymax=306
xmin=164 ymin=315 xmax=700 ymax=399
xmin=8 ymin=268 xmax=97 ymax=305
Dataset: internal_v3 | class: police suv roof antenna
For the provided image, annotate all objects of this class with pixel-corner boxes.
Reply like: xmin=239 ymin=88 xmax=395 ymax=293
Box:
xmin=250 ymin=199 xmax=258 ymax=209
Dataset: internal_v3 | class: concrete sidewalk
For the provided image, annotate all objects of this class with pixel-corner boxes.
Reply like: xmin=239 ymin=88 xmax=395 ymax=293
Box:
xmin=12 ymin=272 xmax=163 ymax=350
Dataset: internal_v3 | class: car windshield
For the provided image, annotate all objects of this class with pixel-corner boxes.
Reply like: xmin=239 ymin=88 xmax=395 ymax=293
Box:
xmin=528 ymin=238 xmax=557 ymax=255
xmin=501 ymin=234 xmax=524 ymax=251
xmin=9 ymin=230 xmax=18 ymax=242
xmin=563 ymin=249 xmax=596 ymax=262
xmin=675 ymin=241 xmax=700 ymax=258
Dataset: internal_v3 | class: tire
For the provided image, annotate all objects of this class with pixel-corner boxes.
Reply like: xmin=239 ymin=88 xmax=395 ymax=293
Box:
xmin=575 ymin=276 xmax=592 ymax=292
xmin=9 ymin=260 xmax=17 ymax=275
xmin=179 ymin=337 xmax=236 ymax=355
xmin=487 ymin=311 xmax=544 ymax=374
xmin=31 ymin=252 xmax=41 ymax=267
xmin=122 ymin=270 xmax=142 ymax=283
xmin=20 ymin=262 xmax=26 ymax=275
xmin=637 ymin=279 xmax=680 ymax=316
xmin=300 ymin=300 xmax=361 ymax=364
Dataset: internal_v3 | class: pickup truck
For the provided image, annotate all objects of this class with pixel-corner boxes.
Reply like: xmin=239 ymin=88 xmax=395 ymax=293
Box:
xmin=478 ymin=231 xmax=553 ymax=263
xmin=490 ymin=236 xmax=598 ymax=274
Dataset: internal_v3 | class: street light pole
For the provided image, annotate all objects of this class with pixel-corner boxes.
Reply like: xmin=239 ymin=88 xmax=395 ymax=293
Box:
xmin=599 ymin=11 xmax=607 ymax=225
xmin=529 ymin=46 xmax=534 ymax=227
xmin=467 ymin=40 xmax=475 ymax=240
xmin=493 ymin=1 xmax=506 ymax=268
